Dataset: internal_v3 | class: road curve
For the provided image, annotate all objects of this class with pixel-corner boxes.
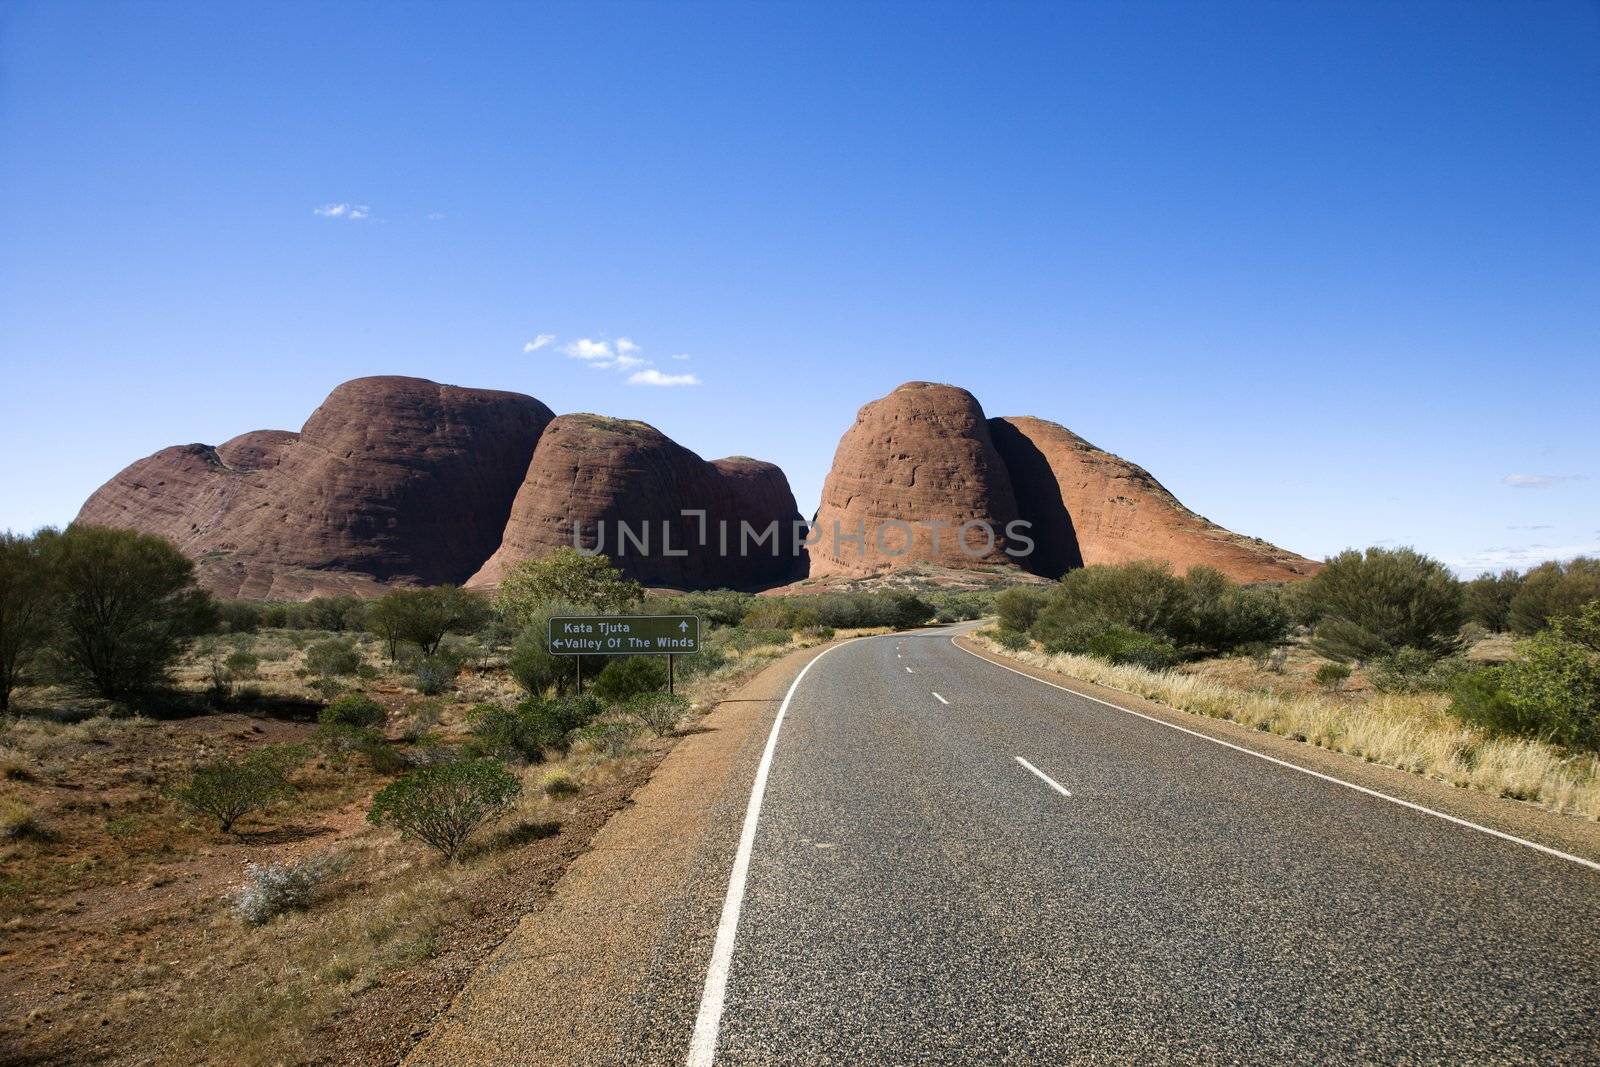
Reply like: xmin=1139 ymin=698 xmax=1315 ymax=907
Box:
xmin=695 ymin=628 xmax=1600 ymax=1065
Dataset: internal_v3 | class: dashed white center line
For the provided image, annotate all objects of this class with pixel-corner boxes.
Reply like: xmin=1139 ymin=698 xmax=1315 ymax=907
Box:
xmin=1015 ymin=756 xmax=1072 ymax=797
xmin=932 ymin=692 xmax=949 ymax=705
xmin=905 ymin=666 xmax=915 ymax=674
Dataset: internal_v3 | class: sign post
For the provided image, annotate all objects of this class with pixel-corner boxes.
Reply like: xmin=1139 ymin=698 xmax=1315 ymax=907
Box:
xmin=547 ymin=615 xmax=700 ymax=697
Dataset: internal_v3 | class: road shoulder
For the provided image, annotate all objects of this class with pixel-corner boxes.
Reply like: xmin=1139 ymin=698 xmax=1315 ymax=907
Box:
xmin=406 ymin=639 xmax=852 ymax=1067
xmin=955 ymin=633 xmax=1600 ymax=867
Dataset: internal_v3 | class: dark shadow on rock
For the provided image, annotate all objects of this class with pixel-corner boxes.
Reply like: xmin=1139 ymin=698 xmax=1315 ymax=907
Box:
xmin=988 ymin=417 xmax=1084 ymax=580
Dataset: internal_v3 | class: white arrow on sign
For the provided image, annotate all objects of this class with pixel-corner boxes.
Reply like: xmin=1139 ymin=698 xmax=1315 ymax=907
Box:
xmin=679 ymin=621 xmax=689 ymax=632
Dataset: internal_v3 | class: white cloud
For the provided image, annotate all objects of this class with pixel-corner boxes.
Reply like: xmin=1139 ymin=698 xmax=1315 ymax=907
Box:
xmin=314 ymin=202 xmax=371 ymax=220
xmin=1446 ymin=541 xmax=1600 ymax=575
xmin=1503 ymin=473 xmax=1585 ymax=489
xmin=563 ymin=338 xmax=613 ymax=361
xmin=523 ymin=333 xmax=556 ymax=353
xmin=671 ymin=353 xmax=692 ymax=361
xmin=628 ymin=369 xmax=699 ymax=387
xmin=616 ymin=337 xmax=640 ymax=356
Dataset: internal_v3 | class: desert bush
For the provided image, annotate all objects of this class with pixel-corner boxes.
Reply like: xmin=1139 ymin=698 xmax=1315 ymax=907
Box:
xmin=1464 ymin=570 xmax=1523 ymax=633
xmin=0 ymin=745 xmax=32 ymax=781
xmin=995 ymin=586 xmax=1051 ymax=633
xmin=625 ymin=692 xmax=690 ymax=735
xmin=1304 ymin=547 xmax=1464 ymax=663
xmin=318 ymin=693 xmax=386 ymax=730
xmin=363 ymin=586 xmax=490 ymax=660
xmin=1033 ymin=561 xmax=1187 ymax=648
xmin=215 ymin=599 xmax=265 ymax=634
xmin=992 ymin=628 xmax=1031 ymax=652
xmin=305 ymin=595 xmax=362 ymax=633
xmin=1508 ymin=558 xmax=1600 ymax=635
xmin=800 ymin=625 xmax=836 ymax=642
xmin=1314 ymin=662 xmax=1352 ymax=692
xmin=509 ymin=618 xmax=572 ymax=696
xmin=1368 ymin=649 xmax=1466 ymax=694
xmin=42 ymin=525 xmax=218 ymax=701
xmin=571 ymin=720 xmax=636 ymax=758
xmin=466 ymin=700 xmax=558 ymax=761
xmin=650 ymin=589 xmax=752 ymax=627
xmin=414 ymin=655 xmax=458 ymax=696
xmin=495 ymin=549 xmax=643 ymax=627
xmin=168 ymin=745 xmax=303 ymax=832
xmin=0 ymin=530 xmax=57 ymax=713
xmin=305 ymin=637 xmax=362 ymax=678
xmin=541 ymin=768 xmax=580 ymax=797
xmin=712 ymin=627 xmax=792 ymax=653
xmin=224 ymin=649 xmax=260 ymax=679
xmin=1176 ymin=567 xmax=1292 ymax=654
xmin=1083 ymin=626 xmax=1180 ymax=671
xmin=231 ymin=852 xmax=346 ymax=924
xmin=0 ymin=795 xmax=39 ymax=839
xmin=1452 ymin=603 xmax=1600 ymax=750
xmin=367 ymin=759 xmax=521 ymax=862
xmin=592 ymin=656 xmax=668 ymax=704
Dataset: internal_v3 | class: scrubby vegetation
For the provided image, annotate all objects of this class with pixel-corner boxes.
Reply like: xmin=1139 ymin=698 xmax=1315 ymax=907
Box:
xmin=367 ymin=759 xmax=522 ymax=862
xmin=983 ymin=546 xmax=1600 ymax=816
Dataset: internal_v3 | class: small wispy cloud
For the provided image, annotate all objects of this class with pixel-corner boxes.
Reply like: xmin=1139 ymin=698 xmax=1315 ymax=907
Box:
xmin=671 ymin=353 xmax=692 ymax=361
xmin=563 ymin=338 xmax=613 ymax=361
xmin=531 ymin=334 xmax=702 ymax=386
xmin=1507 ymin=524 xmax=1554 ymax=531
xmin=1503 ymin=473 xmax=1585 ymax=489
xmin=314 ymin=202 xmax=371 ymax=220
xmin=628 ymin=369 xmax=700 ymax=387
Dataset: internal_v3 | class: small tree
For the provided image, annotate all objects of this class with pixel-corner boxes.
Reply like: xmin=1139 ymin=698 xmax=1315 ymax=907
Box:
xmin=362 ymin=586 xmax=488 ymax=660
xmin=169 ymin=745 xmax=302 ymax=832
xmin=1303 ymin=547 xmax=1464 ymax=664
xmin=1452 ymin=602 xmax=1600 ymax=750
xmin=1464 ymin=569 xmax=1523 ymax=633
xmin=995 ymin=586 xmax=1050 ymax=633
xmin=367 ymin=760 xmax=520 ymax=862
xmin=1507 ymin=558 xmax=1600 ymax=635
xmin=0 ymin=530 xmax=56 ymax=712
xmin=43 ymin=525 xmax=218 ymax=700
xmin=592 ymin=656 xmax=668 ymax=703
xmin=495 ymin=549 xmax=643 ymax=627
xmin=320 ymin=693 xmax=387 ymax=729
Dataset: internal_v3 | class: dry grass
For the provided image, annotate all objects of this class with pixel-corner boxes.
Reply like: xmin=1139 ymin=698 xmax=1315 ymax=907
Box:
xmin=976 ymin=632 xmax=1600 ymax=820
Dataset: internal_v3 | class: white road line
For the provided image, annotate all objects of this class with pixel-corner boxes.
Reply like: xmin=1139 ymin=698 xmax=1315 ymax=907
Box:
xmin=954 ymin=638 xmax=1600 ymax=874
xmin=687 ymin=638 xmax=860 ymax=1066
xmin=1015 ymin=755 xmax=1072 ymax=797
xmin=932 ymin=692 xmax=950 ymax=705
xmin=905 ymin=666 xmax=914 ymax=674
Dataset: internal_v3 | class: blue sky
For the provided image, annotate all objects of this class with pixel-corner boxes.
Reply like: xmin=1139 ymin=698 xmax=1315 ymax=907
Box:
xmin=2 ymin=1 xmax=1596 ymax=575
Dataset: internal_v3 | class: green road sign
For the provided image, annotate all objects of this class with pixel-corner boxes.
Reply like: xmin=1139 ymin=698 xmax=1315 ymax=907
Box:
xmin=547 ymin=615 xmax=700 ymax=655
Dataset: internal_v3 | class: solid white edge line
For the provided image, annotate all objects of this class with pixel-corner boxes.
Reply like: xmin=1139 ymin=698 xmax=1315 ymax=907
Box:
xmin=954 ymin=637 xmax=1600 ymax=874
xmin=932 ymin=692 xmax=950 ymax=705
xmin=1016 ymin=755 xmax=1072 ymax=797
xmin=686 ymin=637 xmax=861 ymax=1067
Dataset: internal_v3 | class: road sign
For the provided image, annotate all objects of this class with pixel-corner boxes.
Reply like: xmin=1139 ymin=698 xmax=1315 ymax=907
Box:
xmin=547 ymin=615 xmax=700 ymax=656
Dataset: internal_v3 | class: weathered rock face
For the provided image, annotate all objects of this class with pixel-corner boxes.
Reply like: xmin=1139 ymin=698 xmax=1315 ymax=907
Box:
xmin=467 ymin=416 xmax=805 ymax=591
xmin=78 ymin=377 xmax=554 ymax=598
xmin=808 ymin=382 xmax=1024 ymax=577
xmin=806 ymin=381 xmax=1317 ymax=584
xmin=989 ymin=416 xmax=1318 ymax=582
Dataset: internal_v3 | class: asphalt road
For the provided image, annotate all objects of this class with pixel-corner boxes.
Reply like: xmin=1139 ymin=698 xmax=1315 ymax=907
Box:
xmin=694 ymin=629 xmax=1600 ymax=1065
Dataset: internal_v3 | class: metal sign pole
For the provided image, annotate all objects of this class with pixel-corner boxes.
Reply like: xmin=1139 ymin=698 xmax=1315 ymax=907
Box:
xmin=577 ymin=656 xmax=583 ymax=696
xmin=668 ymin=654 xmax=674 ymax=696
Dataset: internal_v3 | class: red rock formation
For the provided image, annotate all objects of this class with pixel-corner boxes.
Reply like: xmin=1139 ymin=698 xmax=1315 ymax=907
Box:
xmin=990 ymin=416 xmax=1318 ymax=582
xmin=808 ymin=382 xmax=1024 ymax=578
xmin=467 ymin=415 xmax=804 ymax=591
xmin=78 ymin=377 xmax=554 ymax=598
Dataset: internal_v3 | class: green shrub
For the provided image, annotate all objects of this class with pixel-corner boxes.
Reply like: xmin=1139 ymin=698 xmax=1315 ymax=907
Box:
xmin=305 ymin=638 xmax=362 ymax=678
xmin=216 ymin=600 xmax=265 ymax=634
xmin=318 ymin=693 xmax=386 ymax=729
xmin=168 ymin=745 xmax=303 ymax=832
xmin=42 ymin=525 xmax=218 ymax=701
xmin=1084 ymin=626 xmax=1180 ymax=671
xmin=800 ymin=625 xmax=836 ymax=642
xmin=592 ymin=657 xmax=668 ymax=704
xmin=1368 ymin=648 xmax=1464 ymax=694
xmin=367 ymin=759 xmax=521 ymax=862
xmin=510 ymin=621 xmax=570 ymax=696
xmin=1508 ymin=558 xmax=1600 ymax=635
xmin=224 ymin=649 xmax=260 ymax=679
xmin=466 ymin=695 xmax=600 ymax=761
xmin=0 ymin=531 xmax=55 ymax=713
xmin=1464 ymin=570 xmax=1523 ymax=633
xmin=1314 ymin=662 xmax=1352 ymax=692
xmin=995 ymin=586 xmax=1051 ymax=633
xmin=363 ymin=585 xmax=490 ymax=660
xmin=1451 ymin=603 xmax=1600 ymax=750
xmin=1176 ymin=568 xmax=1292 ymax=654
xmin=494 ymin=549 xmax=643 ymax=626
xmin=572 ymin=720 xmax=636 ymax=758
xmin=625 ymin=692 xmax=689 ymax=735
xmin=1304 ymin=547 xmax=1464 ymax=663
xmin=1032 ymin=561 xmax=1187 ymax=647
xmin=414 ymin=655 xmax=458 ymax=696
xmin=992 ymin=628 xmax=1030 ymax=651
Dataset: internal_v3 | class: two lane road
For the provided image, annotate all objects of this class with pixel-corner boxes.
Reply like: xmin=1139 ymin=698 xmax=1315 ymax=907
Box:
xmin=693 ymin=629 xmax=1600 ymax=1064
